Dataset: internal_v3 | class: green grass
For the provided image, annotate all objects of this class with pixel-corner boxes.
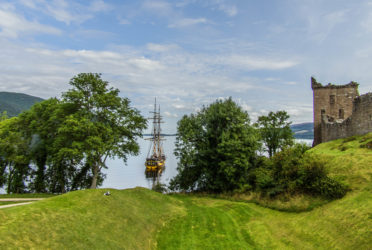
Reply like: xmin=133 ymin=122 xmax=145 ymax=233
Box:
xmin=0 ymin=133 xmax=371 ymax=249
xmin=159 ymin=133 xmax=372 ymax=249
xmin=0 ymin=188 xmax=185 ymax=249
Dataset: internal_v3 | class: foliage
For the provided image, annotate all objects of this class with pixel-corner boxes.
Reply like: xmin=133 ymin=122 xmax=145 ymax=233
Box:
xmin=254 ymin=110 xmax=294 ymax=157
xmin=0 ymin=117 xmax=30 ymax=193
xmin=152 ymin=182 xmax=167 ymax=193
xmin=60 ymin=73 xmax=147 ymax=188
xmin=0 ymin=73 xmax=147 ymax=193
xmin=251 ymin=143 xmax=348 ymax=199
xmin=169 ymin=98 xmax=260 ymax=193
xmin=299 ymin=156 xmax=348 ymax=199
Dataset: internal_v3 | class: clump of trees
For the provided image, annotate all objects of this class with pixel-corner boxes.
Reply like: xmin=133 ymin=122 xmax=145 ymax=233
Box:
xmin=170 ymin=98 xmax=348 ymax=200
xmin=0 ymin=73 xmax=147 ymax=193
xmin=169 ymin=98 xmax=260 ymax=192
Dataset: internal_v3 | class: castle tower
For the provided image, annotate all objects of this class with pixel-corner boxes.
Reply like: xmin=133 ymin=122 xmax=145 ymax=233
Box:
xmin=311 ymin=77 xmax=359 ymax=146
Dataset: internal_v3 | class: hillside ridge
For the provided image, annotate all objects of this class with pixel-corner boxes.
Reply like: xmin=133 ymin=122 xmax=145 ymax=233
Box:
xmin=0 ymin=91 xmax=44 ymax=117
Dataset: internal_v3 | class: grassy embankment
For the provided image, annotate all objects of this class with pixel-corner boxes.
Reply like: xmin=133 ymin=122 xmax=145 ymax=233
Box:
xmin=0 ymin=133 xmax=371 ymax=249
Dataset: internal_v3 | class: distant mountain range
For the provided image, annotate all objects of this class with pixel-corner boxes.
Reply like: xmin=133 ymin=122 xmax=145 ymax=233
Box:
xmin=0 ymin=91 xmax=314 ymax=140
xmin=0 ymin=92 xmax=44 ymax=117
xmin=290 ymin=122 xmax=314 ymax=140
xmin=144 ymin=123 xmax=314 ymax=140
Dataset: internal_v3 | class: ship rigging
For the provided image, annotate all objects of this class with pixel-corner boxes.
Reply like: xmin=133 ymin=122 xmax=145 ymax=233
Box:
xmin=145 ymin=99 xmax=166 ymax=173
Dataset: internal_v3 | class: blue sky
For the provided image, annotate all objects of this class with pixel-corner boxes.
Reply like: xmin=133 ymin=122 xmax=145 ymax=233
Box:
xmin=1 ymin=0 xmax=372 ymax=132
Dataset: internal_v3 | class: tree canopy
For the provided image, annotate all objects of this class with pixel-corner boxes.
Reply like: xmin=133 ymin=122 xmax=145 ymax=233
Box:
xmin=169 ymin=98 xmax=260 ymax=192
xmin=254 ymin=111 xmax=294 ymax=157
xmin=60 ymin=73 xmax=147 ymax=189
xmin=0 ymin=73 xmax=147 ymax=193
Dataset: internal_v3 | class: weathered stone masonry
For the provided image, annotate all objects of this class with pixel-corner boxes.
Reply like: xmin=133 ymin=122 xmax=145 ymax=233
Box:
xmin=311 ymin=77 xmax=372 ymax=146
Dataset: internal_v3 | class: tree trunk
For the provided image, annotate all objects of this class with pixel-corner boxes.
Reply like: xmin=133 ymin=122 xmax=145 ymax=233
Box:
xmin=90 ymin=164 xmax=99 ymax=189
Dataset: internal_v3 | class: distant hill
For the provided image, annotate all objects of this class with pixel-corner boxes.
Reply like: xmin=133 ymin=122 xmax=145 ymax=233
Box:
xmin=0 ymin=92 xmax=44 ymax=117
xmin=291 ymin=122 xmax=313 ymax=140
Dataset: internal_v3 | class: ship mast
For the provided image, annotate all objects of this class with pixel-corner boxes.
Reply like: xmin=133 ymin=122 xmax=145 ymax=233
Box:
xmin=148 ymin=98 xmax=164 ymax=159
xmin=145 ymin=98 xmax=166 ymax=176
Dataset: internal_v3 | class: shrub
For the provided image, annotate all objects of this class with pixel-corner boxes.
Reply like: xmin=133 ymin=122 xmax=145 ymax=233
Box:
xmin=254 ymin=144 xmax=348 ymax=200
xmin=299 ymin=155 xmax=348 ymax=199
xmin=152 ymin=182 xmax=167 ymax=193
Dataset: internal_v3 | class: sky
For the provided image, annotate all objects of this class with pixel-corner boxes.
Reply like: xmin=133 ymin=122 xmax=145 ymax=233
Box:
xmin=1 ymin=0 xmax=372 ymax=133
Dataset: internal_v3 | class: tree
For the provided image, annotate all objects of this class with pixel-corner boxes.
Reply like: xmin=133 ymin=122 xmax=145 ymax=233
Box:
xmin=61 ymin=73 xmax=147 ymax=189
xmin=17 ymin=98 xmax=77 ymax=193
xmin=254 ymin=111 xmax=294 ymax=157
xmin=0 ymin=73 xmax=147 ymax=193
xmin=169 ymin=98 xmax=260 ymax=192
xmin=0 ymin=117 xmax=30 ymax=193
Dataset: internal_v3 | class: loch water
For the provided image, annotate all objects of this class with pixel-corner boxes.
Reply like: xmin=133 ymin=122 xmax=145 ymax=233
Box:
xmin=101 ymin=137 xmax=313 ymax=190
xmin=101 ymin=136 xmax=178 ymax=190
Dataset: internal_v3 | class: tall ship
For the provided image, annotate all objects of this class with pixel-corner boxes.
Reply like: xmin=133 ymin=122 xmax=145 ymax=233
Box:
xmin=145 ymin=99 xmax=166 ymax=172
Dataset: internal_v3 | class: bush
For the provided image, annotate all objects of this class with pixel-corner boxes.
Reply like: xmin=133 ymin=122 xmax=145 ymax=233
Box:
xmin=271 ymin=143 xmax=310 ymax=192
xmin=152 ymin=182 xmax=167 ymax=193
xmin=299 ymin=155 xmax=348 ymax=199
xmin=254 ymin=144 xmax=348 ymax=200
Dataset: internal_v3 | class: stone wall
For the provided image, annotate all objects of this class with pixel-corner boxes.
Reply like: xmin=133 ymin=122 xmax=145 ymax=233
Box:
xmin=320 ymin=93 xmax=372 ymax=142
xmin=311 ymin=77 xmax=359 ymax=145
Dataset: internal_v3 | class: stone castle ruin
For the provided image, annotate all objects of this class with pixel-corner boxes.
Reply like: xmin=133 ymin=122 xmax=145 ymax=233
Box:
xmin=311 ymin=77 xmax=372 ymax=146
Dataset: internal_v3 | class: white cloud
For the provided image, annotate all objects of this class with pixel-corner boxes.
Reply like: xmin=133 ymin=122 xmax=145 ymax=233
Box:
xmin=146 ymin=43 xmax=179 ymax=52
xmin=164 ymin=111 xmax=178 ymax=118
xmin=223 ymin=55 xmax=298 ymax=70
xmin=168 ymin=17 xmax=208 ymax=28
xmin=19 ymin=0 xmax=38 ymax=9
xmin=142 ymin=0 xmax=172 ymax=16
xmin=118 ymin=18 xmax=131 ymax=25
xmin=0 ymin=6 xmax=61 ymax=38
xmin=19 ymin=0 xmax=111 ymax=25
xmin=172 ymin=104 xmax=186 ymax=109
xmin=89 ymin=0 xmax=112 ymax=12
xmin=218 ymin=3 xmax=237 ymax=17
xmin=45 ymin=0 xmax=92 ymax=25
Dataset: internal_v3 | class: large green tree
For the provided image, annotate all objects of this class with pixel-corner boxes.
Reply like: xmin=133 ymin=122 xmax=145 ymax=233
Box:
xmin=254 ymin=111 xmax=294 ymax=158
xmin=17 ymin=98 xmax=76 ymax=193
xmin=0 ymin=117 xmax=30 ymax=193
xmin=0 ymin=73 xmax=147 ymax=193
xmin=61 ymin=73 xmax=147 ymax=189
xmin=170 ymin=98 xmax=260 ymax=192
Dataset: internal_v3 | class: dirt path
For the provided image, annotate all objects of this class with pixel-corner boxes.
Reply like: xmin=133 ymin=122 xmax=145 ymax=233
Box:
xmin=0 ymin=202 xmax=33 ymax=209
xmin=0 ymin=198 xmax=45 ymax=209
xmin=0 ymin=198 xmax=44 ymax=202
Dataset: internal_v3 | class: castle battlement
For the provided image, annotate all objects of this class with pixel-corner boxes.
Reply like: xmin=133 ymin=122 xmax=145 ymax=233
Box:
xmin=312 ymin=77 xmax=372 ymax=146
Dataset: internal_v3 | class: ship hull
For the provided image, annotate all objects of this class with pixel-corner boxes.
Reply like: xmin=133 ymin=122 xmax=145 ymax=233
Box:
xmin=145 ymin=158 xmax=165 ymax=172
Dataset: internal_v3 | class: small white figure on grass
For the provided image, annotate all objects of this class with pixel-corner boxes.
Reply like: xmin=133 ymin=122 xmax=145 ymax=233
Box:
xmin=104 ymin=191 xmax=111 ymax=196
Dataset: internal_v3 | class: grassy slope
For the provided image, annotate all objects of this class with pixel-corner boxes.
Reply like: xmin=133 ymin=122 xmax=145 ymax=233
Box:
xmin=0 ymin=133 xmax=371 ymax=249
xmin=0 ymin=188 xmax=185 ymax=249
xmin=157 ymin=133 xmax=372 ymax=249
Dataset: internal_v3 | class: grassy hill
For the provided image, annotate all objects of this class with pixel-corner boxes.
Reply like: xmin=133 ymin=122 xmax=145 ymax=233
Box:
xmin=0 ymin=133 xmax=371 ymax=249
xmin=0 ymin=92 xmax=43 ymax=117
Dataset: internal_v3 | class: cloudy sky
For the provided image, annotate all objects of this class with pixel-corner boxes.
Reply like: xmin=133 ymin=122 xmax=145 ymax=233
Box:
xmin=1 ymin=0 xmax=372 ymax=132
